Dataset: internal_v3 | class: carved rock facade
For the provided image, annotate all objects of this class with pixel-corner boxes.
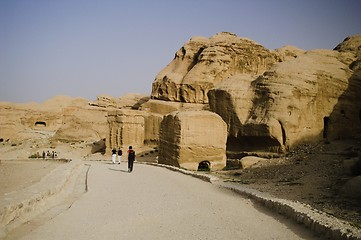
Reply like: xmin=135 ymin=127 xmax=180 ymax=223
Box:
xmin=158 ymin=111 xmax=227 ymax=170
xmin=107 ymin=110 xmax=145 ymax=152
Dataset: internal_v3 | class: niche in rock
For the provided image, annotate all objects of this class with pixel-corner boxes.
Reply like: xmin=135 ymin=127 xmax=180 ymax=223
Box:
xmin=198 ymin=161 xmax=211 ymax=171
xmin=226 ymin=135 xmax=282 ymax=157
xmin=35 ymin=121 xmax=47 ymax=127
xmin=323 ymin=117 xmax=330 ymax=139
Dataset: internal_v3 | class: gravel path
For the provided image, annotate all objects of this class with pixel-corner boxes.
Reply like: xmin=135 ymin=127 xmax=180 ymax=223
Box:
xmin=13 ymin=162 xmax=322 ymax=240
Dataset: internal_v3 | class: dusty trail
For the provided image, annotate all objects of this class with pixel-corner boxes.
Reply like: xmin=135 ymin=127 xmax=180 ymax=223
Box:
xmin=9 ymin=162 xmax=322 ymax=240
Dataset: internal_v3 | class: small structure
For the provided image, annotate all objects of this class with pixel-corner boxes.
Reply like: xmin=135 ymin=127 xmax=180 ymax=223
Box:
xmin=158 ymin=110 xmax=227 ymax=171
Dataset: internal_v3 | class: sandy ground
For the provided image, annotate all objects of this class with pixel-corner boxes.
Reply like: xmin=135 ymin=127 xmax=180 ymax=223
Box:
xmin=6 ymin=162 xmax=322 ymax=240
xmin=0 ymin=160 xmax=64 ymax=197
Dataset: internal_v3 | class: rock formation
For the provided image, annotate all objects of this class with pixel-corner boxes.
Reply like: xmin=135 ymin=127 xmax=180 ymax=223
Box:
xmin=0 ymin=92 xmax=154 ymax=146
xmin=106 ymin=109 xmax=145 ymax=152
xmin=144 ymin=33 xmax=361 ymax=169
xmin=89 ymin=93 xmax=149 ymax=109
xmin=151 ymin=32 xmax=281 ymax=104
xmin=209 ymin=48 xmax=360 ymax=152
xmin=158 ymin=111 xmax=227 ymax=170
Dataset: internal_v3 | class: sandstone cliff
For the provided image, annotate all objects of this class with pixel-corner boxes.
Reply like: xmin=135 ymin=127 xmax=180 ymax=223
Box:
xmin=151 ymin=32 xmax=281 ymax=104
xmin=209 ymin=47 xmax=360 ymax=152
xmin=151 ymin=33 xmax=361 ymax=154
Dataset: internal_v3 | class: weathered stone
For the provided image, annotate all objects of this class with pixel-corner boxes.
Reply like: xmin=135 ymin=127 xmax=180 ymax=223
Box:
xmin=158 ymin=111 xmax=227 ymax=170
xmin=144 ymin=113 xmax=163 ymax=146
xmin=91 ymin=139 xmax=106 ymax=154
xmin=53 ymin=102 xmax=108 ymax=142
xmin=89 ymin=93 xmax=149 ymax=109
xmin=142 ymin=99 xmax=206 ymax=115
xmin=106 ymin=109 xmax=145 ymax=153
xmin=89 ymin=95 xmax=118 ymax=108
xmin=240 ymin=156 xmax=267 ymax=169
xmin=334 ymin=35 xmax=361 ymax=57
xmin=0 ymin=96 xmax=108 ymax=143
xmin=209 ymin=48 xmax=361 ymax=152
xmin=151 ymin=32 xmax=280 ymax=104
xmin=273 ymin=45 xmax=305 ymax=62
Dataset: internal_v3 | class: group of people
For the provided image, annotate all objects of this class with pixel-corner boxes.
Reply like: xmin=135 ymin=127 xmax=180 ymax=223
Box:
xmin=111 ymin=146 xmax=136 ymax=172
xmin=42 ymin=150 xmax=57 ymax=159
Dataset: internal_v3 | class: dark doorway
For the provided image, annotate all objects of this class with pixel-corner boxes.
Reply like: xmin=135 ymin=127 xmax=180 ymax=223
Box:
xmin=198 ymin=161 xmax=211 ymax=171
xmin=35 ymin=121 xmax=47 ymax=127
xmin=323 ymin=117 xmax=330 ymax=139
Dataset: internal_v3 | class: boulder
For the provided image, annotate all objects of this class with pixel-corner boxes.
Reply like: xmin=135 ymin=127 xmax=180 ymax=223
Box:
xmin=240 ymin=156 xmax=267 ymax=169
xmin=158 ymin=110 xmax=227 ymax=170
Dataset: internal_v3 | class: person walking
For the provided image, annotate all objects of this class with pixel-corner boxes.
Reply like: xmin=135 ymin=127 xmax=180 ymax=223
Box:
xmin=117 ymin=148 xmax=122 ymax=164
xmin=127 ymin=146 xmax=135 ymax=172
xmin=111 ymin=148 xmax=117 ymax=164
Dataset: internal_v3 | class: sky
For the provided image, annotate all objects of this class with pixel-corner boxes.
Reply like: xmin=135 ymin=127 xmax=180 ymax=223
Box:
xmin=1 ymin=0 xmax=360 ymax=103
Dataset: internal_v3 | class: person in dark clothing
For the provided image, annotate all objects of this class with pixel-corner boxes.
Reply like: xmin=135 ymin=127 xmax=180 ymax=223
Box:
xmin=127 ymin=146 xmax=135 ymax=172
xmin=117 ymin=148 xmax=122 ymax=164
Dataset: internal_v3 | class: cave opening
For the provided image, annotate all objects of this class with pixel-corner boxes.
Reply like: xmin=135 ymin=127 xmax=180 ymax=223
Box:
xmin=198 ymin=161 xmax=211 ymax=171
xmin=226 ymin=135 xmax=281 ymax=158
xmin=323 ymin=117 xmax=330 ymax=139
xmin=35 ymin=121 xmax=47 ymax=127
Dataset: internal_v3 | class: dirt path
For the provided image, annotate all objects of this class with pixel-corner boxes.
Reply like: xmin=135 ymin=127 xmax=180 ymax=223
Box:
xmin=8 ymin=162 xmax=322 ymax=240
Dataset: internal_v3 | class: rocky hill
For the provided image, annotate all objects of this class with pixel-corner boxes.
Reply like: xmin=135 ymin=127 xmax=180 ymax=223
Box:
xmin=152 ymin=33 xmax=361 ymax=156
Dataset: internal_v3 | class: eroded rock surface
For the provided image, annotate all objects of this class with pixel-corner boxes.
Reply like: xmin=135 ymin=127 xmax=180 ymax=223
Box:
xmin=158 ymin=111 xmax=227 ymax=170
xmin=0 ymin=96 xmax=107 ymax=143
xmin=209 ymin=40 xmax=361 ymax=152
xmin=151 ymin=32 xmax=280 ymax=104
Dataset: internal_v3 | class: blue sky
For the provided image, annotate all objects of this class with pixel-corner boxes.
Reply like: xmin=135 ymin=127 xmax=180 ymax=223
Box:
xmin=1 ymin=0 xmax=360 ymax=103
